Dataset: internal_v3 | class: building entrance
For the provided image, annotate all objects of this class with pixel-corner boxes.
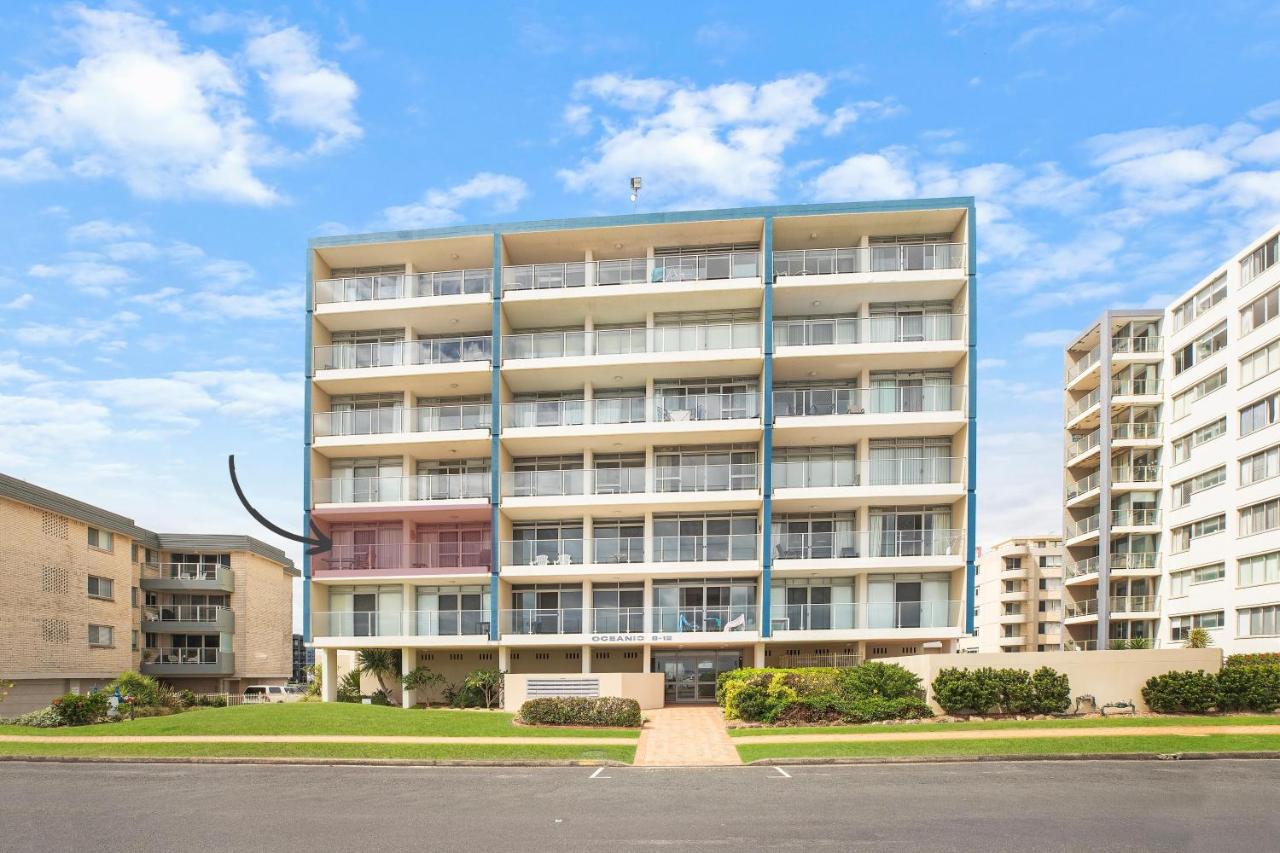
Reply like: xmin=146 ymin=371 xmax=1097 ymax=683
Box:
xmin=653 ymin=651 xmax=743 ymax=704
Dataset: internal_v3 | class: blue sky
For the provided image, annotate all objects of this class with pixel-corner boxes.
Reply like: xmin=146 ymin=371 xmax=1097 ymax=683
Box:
xmin=1 ymin=1 xmax=1279 ymax=626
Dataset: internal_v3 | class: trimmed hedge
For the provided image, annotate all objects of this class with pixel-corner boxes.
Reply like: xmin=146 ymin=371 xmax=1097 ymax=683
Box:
xmin=1143 ymin=662 xmax=1280 ymax=714
xmin=1141 ymin=670 xmax=1219 ymax=713
xmin=718 ymin=662 xmax=931 ymax=724
xmin=1216 ymin=665 xmax=1280 ymax=713
xmin=930 ymin=667 xmax=1072 ymax=716
xmin=519 ymin=696 xmax=643 ymax=727
xmin=1225 ymin=653 xmax=1280 ymax=669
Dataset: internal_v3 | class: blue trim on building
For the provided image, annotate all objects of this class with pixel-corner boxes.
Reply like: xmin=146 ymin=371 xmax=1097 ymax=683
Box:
xmin=489 ymin=233 xmax=503 ymax=642
xmin=309 ymin=198 xmax=975 ymax=249
xmin=964 ymin=201 xmax=979 ymax=635
xmin=302 ymin=250 xmax=314 ymax=643
xmin=760 ymin=216 xmax=775 ymax=640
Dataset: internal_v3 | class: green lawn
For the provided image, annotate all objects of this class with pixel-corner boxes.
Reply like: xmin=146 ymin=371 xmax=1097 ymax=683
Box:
xmin=0 ymin=702 xmax=640 ymax=739
xmin=729 ymin=714 xmax=1280 ymax=737
xmin=736 ymin=733 xmax=1280 ymax=763
xmin=0 ymin=740 xmax=633 ymax=763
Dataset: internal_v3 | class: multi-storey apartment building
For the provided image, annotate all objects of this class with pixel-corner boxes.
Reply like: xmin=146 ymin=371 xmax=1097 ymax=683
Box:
xmin=969 ymin=536 xmax=1063 ymax=652
xmin=0 ymin=473 xmax=297 ymax=714
xmin=305 ymin=199 xmax=977 ymax=706
xmin=1061 ymin=225 xmax=1280 ymax=654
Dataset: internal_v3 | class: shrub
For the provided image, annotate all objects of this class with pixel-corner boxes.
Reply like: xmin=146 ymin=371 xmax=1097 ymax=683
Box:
xmin=336 ymin=670 xmax=363 ymax=703
xmin=932 ymin=667 xmax=1002 ymax=715
xmin=51 ymin=691 xmax=109 ymax=726
xmin=719 ymin=663 xmax=930 ymax=724
xmin=931 ymin=667 xmax=1072 ymax=715
xmin=106 ymin=671 xmax=162 ymax=707
xmin=401 ymin=666 xmax=445 ymax=693
xmin=519 ymin=696 xmax=642 ymax=727
xmin=1182 ymin=628 xmax=1211 ymax=649
xmin=1225 ymin=653 xmax=1280 ymax=669
xmin=1142 ymin=670 xmax=1218 ymax=713
xmin=369 ymin=689 xmax=393 ymax=706
xmin=195 ymin=693 xmax=226 ymax=708
xmin=839 ymin=661 xmax=923 ymax=701
xmin=1029 ymin=667 xmax=1072 ymax=714
xmin=3 ymin=707 xmax=64 ymax=728
xmin=461 ymin=669 xmax=503 ymax=709
xmin=176 ymin=689 xmax=198 ymax=709
xmin=1216 ymin=665 xmax=1280 ymax=713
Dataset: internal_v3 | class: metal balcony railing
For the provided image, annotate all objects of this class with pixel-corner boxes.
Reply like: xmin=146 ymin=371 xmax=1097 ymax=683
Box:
xmin=1112 ymin=422 xmax=1162 ymax=441
xmin=1066 ymin=515 xmax=1100 ymax=539
xmin=1066 ymin=471 xmax=1101 ymax=501
xmin=313 ymin=337 xmax=491 ymax=371
xmin=311 ymin=542 xmax=491 ymax=573
xmin=1111 ymin=378 xmax=1162 ymax=396
xmin=141 ymin=647 xmax=225 ymax=666
xmin=773 ymin=386 xmax=965 ymax=417
xmin=312 ymin=474 xmax=490 ymax=504
xmin=312 ymin=403 xmax=491 ymax=437
xmin=1112 ymin=336 xmax=1162 ymax=354
xmin=1067 ymin=429 xmax=1101 ymax=459
xmin=1111 ymin=465 xmax=1160 ymax=485
xmin=1066 ymin=349 xmax=1100 ymax=382
xmin=1112 ymin=508 xmax=1160 ymax=527
xmin=773 ymin=243 xmax=964 ymax=276
xmin=771 ymin=529 xmax=964 ymax=560
xmin=141 ymin=605 xmax=228 ymax=624
xmin=1109 ymin=595 xmax=1160 ymax=613
xmin=1065 ymin=599 xmax=1098 ymax=618
xmin=502 ymin=251 xmax=760 ymax=291
xmin=773 ymin=314 xmax=963 ymax=347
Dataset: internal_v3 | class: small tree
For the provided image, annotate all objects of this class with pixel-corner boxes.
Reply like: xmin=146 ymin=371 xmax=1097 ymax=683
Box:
xmin=1184 ymin=627 xmax=1212 ymax=649
xmin=462 ymin=669 xmax=504 ymax=709
xmin=337 ymin=670 xmax=363 ymax=703
xmin=357 ymin=649 xmax=402 ymax=699
xmin=401 ymin=666 xmax=445 ymax=705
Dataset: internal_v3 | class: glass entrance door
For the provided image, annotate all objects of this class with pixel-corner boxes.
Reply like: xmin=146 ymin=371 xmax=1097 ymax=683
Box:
xmin=653 ymin=651 xmax=743 ymax=703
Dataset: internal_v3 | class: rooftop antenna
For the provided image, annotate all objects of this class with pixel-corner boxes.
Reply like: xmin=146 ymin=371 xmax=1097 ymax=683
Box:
xmin=629 ymin=176 xmax=642 ymax=210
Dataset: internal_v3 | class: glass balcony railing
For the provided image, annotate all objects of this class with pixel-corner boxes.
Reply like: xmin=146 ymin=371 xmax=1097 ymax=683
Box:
xmin=314 ymin=269 xmax=492 ymax=304
xmin=1066 ymin=471 xmax=1101 ymax=501
xmin=1112 ymin=336 xmax=1162 ymax=354
xmin=1066 ymin=349 xmax=1100 ymax=382
xmin=502 ymin=323 xmax=763 ymax=361
xmin=1111 ymin=378 xmax=1162 ymax=396
xmin=651 ymin=534 xmax=760 ymax=563
xmin=771 ymin=529 xmax=964 ymax=560
xmin=773 ymin=386 xmax=965 ymax=417
xmin=773 ymin=457 xmax=964 ymax=489
xmin=1112 ymin=508 xmax=1160 ymax=527
xmin=653 ymin=606 xmax=758 ymax=633
xmin=313 ymin=403 xmax=491 ymax=437
xmin=311 ymin=542 xmax=491 ymax=573
xmin=653 ymin=391 xmax=760 ymax=422
xmin=312 ymin=610 xmax=493 ymax=638
xmin=141 ymin=605 xmax=228 ymax=624
xmin=1111 ymin=552 xmax=1159 ymax=571
xmin=141 ymin=647 xmax=225 ymax=666
xmin=651 ymin=322 xmax=761 ymax=352
xmin=1067 ymin=429 xmax=1101 ymax=459
xmin=502 ymin=252 xmax=760 ymax=292
xmin=313 ymin=337 xmax=491 ymax=371
xmin=769 ymin=601 xmax=961 ymax=630
xmin=1065 ymin=599 xmax=1098 ymax=619
xmin=1112 ymin=422 xmax=1161 ymax=441
xmin=1065 ymin=557 xmax=1099 ymax=579
xmin=773 ymin=314 xmax=963 ymax=347
xmin=592 ymin=537 xmax=645 ymax=565
xmin=313 ymin=474 xmax=490 ymax=504
xmin=501 ymin=465 xmax=761 ymax=497
xmin=1109 ymin=595 xmax=1160 ymax=613
xmin=1111 ymin=465 xmax=1160 ymax=485
xmin=1067 ymin=389 xmax=1101 ymax=420
xmin=1066 ymin=515 xmax=1100 ymax=539
xmin=773 ymin=243 xmax=964 ymax=276
xmin=143 ymin=563 xmax=231 ymax=583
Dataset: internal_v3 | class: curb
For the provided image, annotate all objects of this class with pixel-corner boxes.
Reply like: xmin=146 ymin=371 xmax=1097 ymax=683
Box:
xmin=748 ymin=751 xmax=1280 ymax=766
xmin=0 ymin=755 xmax=628 ymax=768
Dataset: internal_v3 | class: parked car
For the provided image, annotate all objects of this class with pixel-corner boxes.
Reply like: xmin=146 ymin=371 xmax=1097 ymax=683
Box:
xmin=242 ymin=685 xmax=298 ymax=703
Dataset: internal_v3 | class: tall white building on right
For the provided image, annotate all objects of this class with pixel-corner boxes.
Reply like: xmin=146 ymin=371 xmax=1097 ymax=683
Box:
xmin=1062 ymin=225 xmax=1280 ymax=654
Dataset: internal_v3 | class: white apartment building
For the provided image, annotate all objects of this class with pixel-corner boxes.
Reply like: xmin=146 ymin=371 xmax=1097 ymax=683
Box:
xmin=304 ymin=200 xmax=977 ymax=706
xmin=968 ymin=536 xmax=1063 ymax=653
xmin=1062 ymin=225 xmax=1280 ymax=654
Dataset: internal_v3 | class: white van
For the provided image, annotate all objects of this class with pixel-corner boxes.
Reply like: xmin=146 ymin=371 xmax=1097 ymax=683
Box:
xmin=242 ymin=685 xmax=296 ymax=703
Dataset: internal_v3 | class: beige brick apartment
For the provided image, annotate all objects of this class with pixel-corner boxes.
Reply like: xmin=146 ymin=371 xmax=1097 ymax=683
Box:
xmin=0 ymin=473 xmax=297 ymax=714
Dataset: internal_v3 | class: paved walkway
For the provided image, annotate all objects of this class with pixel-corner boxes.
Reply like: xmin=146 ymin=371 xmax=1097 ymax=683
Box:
xmin=737 ymin=724 xmax=1280 ymax=744
xmin=635 ymin=706 xmax=741 ymax=766
xmin=0 ymin=735 xmax=635 ymax=746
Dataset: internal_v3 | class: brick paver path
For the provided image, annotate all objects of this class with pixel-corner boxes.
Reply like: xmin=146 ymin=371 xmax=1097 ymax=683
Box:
xmin=635 ymin=706 xmax=741 ymax=766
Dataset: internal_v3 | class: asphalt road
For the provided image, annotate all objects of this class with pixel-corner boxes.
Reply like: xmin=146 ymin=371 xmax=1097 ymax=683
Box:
xmin=2 ymin=759 xmax=1277 ymax=852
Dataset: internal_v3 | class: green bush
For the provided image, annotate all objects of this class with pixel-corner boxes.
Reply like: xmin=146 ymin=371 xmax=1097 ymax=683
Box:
xmin=1029 ymin=666 xmax=1072 ymax=714
xmin=1216 ymin=665 xmax=1280 ymax=713
xmin=336 ymin=670 xmax=363 ymax=703
xmin=106 ymin=671 xmax=162 ymax=706
xmin=2 ymin=707 xmax=65 ymax=728
xmin=1225 ymin=653 xmax=1280 ymax=669
xmin=176 ymin=689 xmax=198 ymax=708
xmin=931 ymin=667 xmax=1072 ymax=715
xmin=519 ymin=697 xmax=642 ymax=727
xmin=839 ymin=660 xmax=923 ymax=700
xmin=199 ymin=693 xmax=227 ymax=708
xmin=1141 ymin=670 xmax=1218 ymax=713
xmin=51 ymin=691 xmax=109 ymax=726
xmin=932 ymin=667 xmax=1002 ymax=715
xmin=718 ymin=663 xmax=930 ymax=724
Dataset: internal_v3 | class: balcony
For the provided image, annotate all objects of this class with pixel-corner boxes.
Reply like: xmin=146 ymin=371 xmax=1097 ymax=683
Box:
xmin=314 ymin=269 xmax=492 ymax=305
xmin=1065 ymin=514 xmax=1100 ymax=542
xmin=140 ymin=648 xmax=234 ymax=676
xmin=1066 ymin=349 xmax=1100 ymax=385
xmin=501 ymin=534 xmax=761 ymax=570
xmin=1111 ymin=552 xmax=1160 ymax=573
xmin=1112 ymin=508 xmax=1160 ymax=528
xmin=1065 ymin=599 xmax=1098 ymax=620
xmin=772 ymin=386 xmax=967 ymax=442
xmin=1111 ymin=378 xmax=1162 ymax=398
xmin=1112 ymin=336 xmax=1162 ymax=356
xmin=313 ymin=337 xmax=492 ymax=372
xmin=768 ymin=601 xmax=963 ymax=633
xmin=139 ymin=563 xmax=235 ymax=593
xmin=312 ymin=474 xmax=490 ymax=506
xmin=502 ymin=251 xmax=760 ymax=293
xmin=141 ymin=604 xmax=234 ymax=633
xmin=771 ymin=529 xmax=964 ymax=562
xmin=1066 ymin=429 xmax=1101 ymax=462
xmin=774 ymin=314 xmax=962 ymax=346
xmin=773 ymin=243 xmax=964 ymax=277
xmin=501 ymin=464 xmax=761 ymax=517
xmin=1064 ymin=556 xmax=1099 ymax=582
xmin=313 ymin=403 xmax=491 ymax=439
xmin=1066 ymin=471 xmax=1101 ymax=503
xmin=1109 ymin=595 xmax=1160 ymax=615
xmin=1112 ymin=422 xmax=1161 ymax=443
xmin=312 ymin=542 xmax=491 ymax=577
xmin=312 ymin=610 xmax=492 ymax=640
xmin=1066 ymin=388 xmax=1101 ymax=425
xmin=1065 ymin=639 xmax=1099 ymax=651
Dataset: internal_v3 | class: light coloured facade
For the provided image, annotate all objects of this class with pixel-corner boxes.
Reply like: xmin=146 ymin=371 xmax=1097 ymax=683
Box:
xmin=304 ymin=199 xmax=977 ymax=706
xmin=0 ymin=473 xmax=297 ymax=714
xmin=968 ymin=536 xmax=1063 ymax=652
xmin=1062 ymin=225 xmax=1280 ymax=654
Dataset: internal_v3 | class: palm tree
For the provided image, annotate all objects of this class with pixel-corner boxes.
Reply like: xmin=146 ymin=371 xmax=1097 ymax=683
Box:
xmin=357 ymin=649 xmax=402 ymax=699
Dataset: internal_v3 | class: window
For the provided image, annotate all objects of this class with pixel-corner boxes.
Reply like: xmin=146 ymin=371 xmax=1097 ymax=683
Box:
xmin=86 ymin=576 xmax=114 ymax=600
xmin=1172 ymin=321 xmax=1227 ymax=375
xmin=1238 ymin=604 xmax=1280 ymax=638
xmin=1172 ymin=275 xmax=1227 ymax=332
xmin=131 ymin=586 xmax=139 ymax=608
xmin=131 ymin=630 xmax=138 ymax=651
xmin=1170 ymin=570 xmax=1189 ymax=598
xmin=1239 ymin=497 xmax=1280 ymax=537
xmin=1038 ymin=554 xmax=1062 ymax=569
xmin=87 ymin=527 xmax=113 ymax=552
xmin=1170 ymin=466 xmax=1226 ymax=508
xmin=1241 ymin=233 xmax=1278 ymax=285
xmin=1170 ymin=611 xmax=1225 ymax=642
xmin=87 ymin=624 xmax=113 ymax=647
xmin=1170 ymin=514 xmax=1226 ymax=552
xmin=1240 ymin=444 xmax=1280 ymax=487
xmin=1239 ymin=551 xmax=1280 ymax=587
xmin=1241 ymin=282 xmax=1280 ymax=335
xmin=1172 ymin=369 xmax=1226 ymax=419
xmin=1240 ymin=391 xmax=1280 ymax=437
xmin=1171 ymin=417 xmax=1226 ymax=464
xmin=1174 ymin=563 xmax=1225 ymax=596
xmin=1003 ymin=557 xmax=1022 ymax=571
xmin=1240 ymin=337 xmax=1280 ymax=387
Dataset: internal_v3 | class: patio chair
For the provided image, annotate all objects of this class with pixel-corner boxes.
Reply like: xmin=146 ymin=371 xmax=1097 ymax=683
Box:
xmin=678 ymin=613 xmax=699 ymax=632
xmin=533 ymin=553 xmax=550 ymax=566
xmin=722 ymin=614 xmax=746 ymax=631
xmin=555 ymin=553 xmax=573 ymax=566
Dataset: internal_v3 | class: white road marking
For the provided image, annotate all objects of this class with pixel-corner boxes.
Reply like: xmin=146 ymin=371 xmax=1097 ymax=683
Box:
xmin=772 ymin=766 xmax=792 ymax=778
xmin=590 ymin=767 xmax=611 ymax=779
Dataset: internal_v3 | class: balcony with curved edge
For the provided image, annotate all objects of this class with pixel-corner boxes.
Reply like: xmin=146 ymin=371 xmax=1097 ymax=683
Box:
xmin=499 ymin=322 xmax=763 ymax=391
xmin=998 ymin=634 xmax=1030 ymax=647
xmin=311 ymin=336 xmax=492 ymax=397
xmin=312 ymin=403 xmax=492 ymax=458
xmin=772 ymin=243 xmax=967 ymax=307
xmin=313 ymin=269 xmax=493 ymax=333
xmin=499 ymin=392 xmax=763 ymax=456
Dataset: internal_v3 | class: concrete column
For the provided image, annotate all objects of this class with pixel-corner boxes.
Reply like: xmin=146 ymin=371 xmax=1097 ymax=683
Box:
xmin=321 ymin=648 xmax=338 ymax=702
xmin=643 ymin=512 xmax=654 ymax=563
xmin=581 ymin=644 xmax=592 ymax=674
xmin=646 ymin=246 xmax=656 ymax=284
xmin=753 ymin=642 xmax=766 ymax=668
xmin=581 ymin=578 xmax=593 ymax=634
xmin=643 ymin=576 xmax=654 ymax=633
xmin=644 ymin=445 xmax=656 ymax=494
xmin=401 ymin=646 xmax=415 ymax=708
xmin=498 ymin=646 xmax=510 ymax=672
xmin=583 ymin=514 xmax=594 ymax=568
xmin=583 ymin=380 xmax=594 ymax=425
xmin=642 ymin=643 xmax=652 ymax=673
xmin=858 ymin=234 xmax=870 ymax=273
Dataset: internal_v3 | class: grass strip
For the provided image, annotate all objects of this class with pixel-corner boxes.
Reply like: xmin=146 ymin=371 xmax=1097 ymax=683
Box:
xmin=0 ymin=740 xmax=634 ymax=763
xmin=0 ymin=703 xmax=640 ymax=739
xmin=729 ymin=714 xmax=1280 ymax=737
xmin=736 ymin=733 xmax=1280 ymax=763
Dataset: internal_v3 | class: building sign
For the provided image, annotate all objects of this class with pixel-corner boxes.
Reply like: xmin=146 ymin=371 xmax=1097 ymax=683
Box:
xmin=590 ymin=634 xmax=675 ymax=643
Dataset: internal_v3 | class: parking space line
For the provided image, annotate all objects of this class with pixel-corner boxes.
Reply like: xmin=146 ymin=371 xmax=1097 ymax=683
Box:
xmin=589 ymin=767 xmax=611 ymax=780
xmin=771 ymin=766 xmax=791 ymax=778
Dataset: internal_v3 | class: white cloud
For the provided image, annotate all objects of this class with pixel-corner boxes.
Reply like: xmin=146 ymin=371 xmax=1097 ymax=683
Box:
xmin=382 ymin=173 xmax=529 ymax=229
xmin=172 ymin=370 xmax=303 ymax=420
xmin=0 ymin=394 xmax=113 ymax=468
xmin=1020 ymin=328 xmax=1079 ymax=348
xmin=13 ymin=311 xmax=139 ymax=346
xmin=0 ymin=7 xmax=358 ymax=204
xmin=559 ymin=73 xmax=829 ymax=207
xmin=976 ymin=358 xmax=1007 ymax=370
xmin=3 ymin=293 xmax=34 ymax=310
xmin=244 ymin=26 xmax=361 ymax=154
xmin=67 ymin=219 xmax=147 ymax=242
xmin=810 ymin=152 xmax=917 ymax=200
xmin=27 ymin=259 xmax=130 ymax=296
xmin=823 ymin=99 xmax=905 ymax=136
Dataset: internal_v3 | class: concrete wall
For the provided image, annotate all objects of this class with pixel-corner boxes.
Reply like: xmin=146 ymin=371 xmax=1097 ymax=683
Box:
xmin=884 ymin=648 xmax=1224 ymax=713
xmin=504 ymin=672 xmax=665 ymax=712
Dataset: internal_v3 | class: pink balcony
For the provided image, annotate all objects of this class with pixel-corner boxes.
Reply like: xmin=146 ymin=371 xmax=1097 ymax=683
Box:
xmin=312 ymin=541 xmax=491 ymax=578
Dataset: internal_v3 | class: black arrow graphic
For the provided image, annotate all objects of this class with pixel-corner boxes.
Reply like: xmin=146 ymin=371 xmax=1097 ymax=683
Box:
xmin=228 ymin=455 xmax=332 ymax=556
